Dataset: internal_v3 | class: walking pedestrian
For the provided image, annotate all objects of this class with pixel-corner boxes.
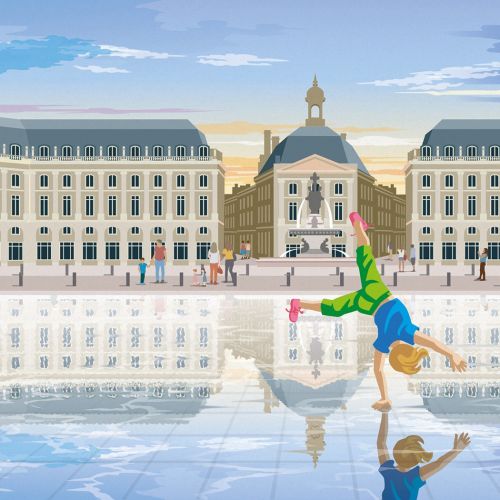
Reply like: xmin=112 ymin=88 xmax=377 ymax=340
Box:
xmin=151 ymin=240 xmax=167 ymax=283
xmin=397 ymin=248 xmax=405 ymax=272
xmin=138 ymin=257 xmax=149 ymax=285
xmin=240 ymin=240 xmax=246 ymax=259
xmin=476 ymin=248 xmax=489 ymax=281
xmin=208 ymin=242 xmax=220 ymax=285
xmin=222 ymin=243 xmax=235 ymax=283
xmin=245 ymin=240 xmax=251 ymax=259
xmin=409 ymin=244 xmax=416 ymax=272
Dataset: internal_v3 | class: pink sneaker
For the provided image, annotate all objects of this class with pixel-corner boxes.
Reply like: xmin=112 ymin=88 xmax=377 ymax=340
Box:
xmin=349 ymin=211 xmax=373 ymax=231
xmin=286 ymin=298 xmax=304 ymax=323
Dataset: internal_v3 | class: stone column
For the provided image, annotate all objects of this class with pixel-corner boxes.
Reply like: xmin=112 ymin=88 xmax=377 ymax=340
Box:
xmin=97 ymin=171 xmax=105 ymax=264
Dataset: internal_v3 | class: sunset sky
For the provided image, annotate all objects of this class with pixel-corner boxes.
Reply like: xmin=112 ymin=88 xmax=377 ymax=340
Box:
xmin=1 ymin=1 xmax=500 ymax=192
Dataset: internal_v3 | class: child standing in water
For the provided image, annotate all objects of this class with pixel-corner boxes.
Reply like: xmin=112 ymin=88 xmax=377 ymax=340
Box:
xmin=287 ymin=212 xmax=467 ymax=411
xmin=377 ymin=412 xmax=470 ymax=499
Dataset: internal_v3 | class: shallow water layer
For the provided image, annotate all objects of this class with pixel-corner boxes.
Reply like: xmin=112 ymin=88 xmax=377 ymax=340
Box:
xmin=0 ymin=294 xmax=498 ymax=499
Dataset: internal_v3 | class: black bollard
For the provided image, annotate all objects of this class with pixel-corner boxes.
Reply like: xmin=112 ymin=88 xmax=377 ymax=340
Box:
xmin=393 ymin=271 xmax=398 ymax=287
xmin=111 ymin=264 xmax=114 ymax=276
xmin=65 ymin=264 xmax=69 ymax=276
xmin=381 ymin=263 xmax=385 ymax=276
xmin=446 ymin=272 xmax=451 ymax=287
xmin=20 ymin=263 xmax=24 ymax=275
xmin=291 ymin=266 xmax=295 ymax=276
xmin=336 ymin=266 xmax=340 ymax=276
xmin=286 ymin=272 xmax=291 ymax=287
xmin=179 ymin=272 xmax=184 ymax=287
xmin=232 ymin=272 xmax=237 ymax=286
xmin=125 ymin=272 xmax=130 ymax=287
xmin=426 ymin=263 xmax=430 ymax=276
xmin=339 ymin=272 xmax=344 ymax=287
xmin=471 ymin=263 xmax=475 ymax=276
xmin=72 ymin=272 xmax=77 ymax=287
xmin=246 ymin=263 xmax=250 ymax=276
xmin=18 ymin=272 xmax=23 ymax=287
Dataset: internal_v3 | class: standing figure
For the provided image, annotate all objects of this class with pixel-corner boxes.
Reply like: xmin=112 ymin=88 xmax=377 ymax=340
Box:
xmin=410 ymin=244 xmax=416 ymax=272
xmin=200 ymin=264 xmax=208 ymax=287
xmin=138 ymin=257 xmax=148 ymax=285
xmin=222 ymin=243 xmax=235 ymax=282
xmin=151 ymin=239 xmax=167 ymax=283
xmin=476 ymin=248 xmax=489 ymax=281
xmin=240 ymin=240 xmax=246 ymax=259
xmin=397 ymin=248 xmax=405 ymax=272
xmin=245 ymin=240 xmax=251 ymax=259
xmin=208 ymin=242 xmax=220 ymax=285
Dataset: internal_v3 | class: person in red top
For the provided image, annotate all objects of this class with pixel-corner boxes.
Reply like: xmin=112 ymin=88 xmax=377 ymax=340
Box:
xmin=151 ymin=239 xmax=167 ymax=283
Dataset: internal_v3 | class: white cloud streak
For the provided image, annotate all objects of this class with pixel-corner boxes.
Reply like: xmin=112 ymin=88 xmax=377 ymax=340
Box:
xmin=347 ymin=136 xmax=421 ymax=147
xmin=404 ymin=89 xmax=500 ymax=96
xmin=74 ymin=65 xmax=129 ymax=74
xmin=99 ymin=44 xmax=184 ymax=60
xmin=197 ymin=53 xmax=287 ymax=67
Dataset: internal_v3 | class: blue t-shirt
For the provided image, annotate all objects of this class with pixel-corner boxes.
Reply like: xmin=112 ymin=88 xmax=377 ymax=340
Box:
xmin=379 ymin=460 xmax=426 ymax=499
xmin=373 ymin=299 xmax=419 ymax=353
xmin=139 ymin=262 xmax=147 ymax=273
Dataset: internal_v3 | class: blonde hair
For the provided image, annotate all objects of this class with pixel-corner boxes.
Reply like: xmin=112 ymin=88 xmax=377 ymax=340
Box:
xmin=393 ymin=435 xmax=433 ymax=469
xmin=389 ymin=343 xmax=428 ymax=375
xmin=210 ymin=242 xmax=218 ymax=253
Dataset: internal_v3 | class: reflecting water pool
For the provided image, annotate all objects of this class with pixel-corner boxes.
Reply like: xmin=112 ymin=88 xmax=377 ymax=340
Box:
xmin=0 ymin=294 xmax=499 ymax=499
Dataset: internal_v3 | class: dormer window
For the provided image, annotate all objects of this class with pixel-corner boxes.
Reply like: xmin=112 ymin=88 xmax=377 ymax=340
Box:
xmin=199 ymin=145 xmax=209 ymax=157
xmin=39 ymin=145 xmax=50 ymax=158
xmin=108 ymin=145 xmax=118 ymax=157
xmin=61 ymin=145 xmax=72 ymax=158
xmin=84 ymin=145 xmax=95 ymax=158
xmin=176 ymin=145 xmax=186 ymax=157
xmin=421 ymin=145 xmax=431 ymax=158
xmin=130 ymin=145 xmax=141 ymax=158
xmin=466 ymin=145 xmax=478 ymax=157
xmin=444 ymin=145 xmax=454 ymax=158
xmin=10 ymin=144 xmax=21 ymax=157
xmin=490 ymin=145 xmax=500 ymax=158
xmin=152 ymin=145 xmax=163 ymax=158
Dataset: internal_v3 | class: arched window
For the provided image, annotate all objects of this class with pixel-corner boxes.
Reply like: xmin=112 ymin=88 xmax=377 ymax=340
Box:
xmin=153 ymin=174 xmax=163 ymax=188
xmin=466 ymin=145 xmax=477 ymax=157
xmin=130 ymin=145 xmax=141 ymax=158
xmin=107 ymin=145 xmax=118 ymax=157
xmin=108 ymin=174 xmax=117 ymax=188
xmin=198 ymin=145 xmax=209 ymax=157
xmin=131 ymin=174 xmax=140 ymax=188
xmin=61 ymin=145 xmax=72 ymax=158
xmin=490 ymin=145 xmax=500 ymax=158
xmin=444 ymin=174 xmax=454 ymax=188
xmin=40 ymin=174 xmax=49 ymax=188
xmin=421 ymin=145 xmax=431 ymax=158
xmin=422 ymin=174 xmax=431 ymax=188
xmin=85 ymin=174 xmax=94 ymax=188
xmin=85 ymin=227 xmax=94 ymax=235
xmin=176 ymin=226 xmax=185 ymax=235
xmin=176 ymin=145 xmax=186 ymax=157
xmin=199 ymin=226 xmax=208 ymax=235
xmin=444 ymin=226 xmax=455 ymax=235
xmin=10 ymin=144 xmax=21 ymax=157
xmin=11 ymin=174 xmax=20 ymax=188
xmin=84 ymin=145 xmax=95 ymax=158
xmin=199 ymin=174 xmax=208 ymax=188
xmin=422 ymin=226 xmax=431 ymax=235
xmin=490 ymin=226 xmax=500 ymax=235
xmin=444 ymin=145 xmax=454 ymax=158
xmin=176 ymin=174 xmax=185 ymax=188
xmin=62 ymin=226 xmax=72 ymax=235
xmin=39 ymin=226 xmax=49 ymax=235
xmin=289 ymin=182 xmax=298 ymax=195
xmin=39 ymin=145 xmax=50 ymax=158
xmin=467 ymin=174 xmax=477 ymax=188
xmin=108 ymin=226 xmax=117 ymax=235
xmin=131 ymin=226 xmax=140 ymax=235
xmin=467 ymin=226 xmax=477 ymax=235
xmin=153 ymin=226 xmax=163 ymax=235
xmin=152 ymin=145 xmax=163 ymax=158
xmin=62 ymin=174 xmax=72 ymax=188
xmin=491 ymin=175 xmax=499 ymax=188
xmin=11 ymin=226 xmax=20 ymax=235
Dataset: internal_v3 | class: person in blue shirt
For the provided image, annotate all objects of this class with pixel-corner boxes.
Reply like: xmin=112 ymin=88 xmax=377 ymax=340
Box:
xmin=475 ymin=248 xmax=489 ymax=281
xmin=377 ymin=412 xmax=470 ymax=499
xmin=138 ymin=257 xmax=149 ymax=285
xmin=288 ymin=212 xmax=467 ymax=411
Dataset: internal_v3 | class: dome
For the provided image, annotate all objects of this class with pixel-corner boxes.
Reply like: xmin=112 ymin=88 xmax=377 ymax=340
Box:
xmin=306 ymin=75 xmax=325 ymax=102
xmin=260 ymin=125 xmax=371 ymax=175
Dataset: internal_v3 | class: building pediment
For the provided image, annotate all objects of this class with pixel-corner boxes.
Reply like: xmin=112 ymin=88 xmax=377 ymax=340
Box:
xmin=275 ymin=154 xmax=358 ymax=175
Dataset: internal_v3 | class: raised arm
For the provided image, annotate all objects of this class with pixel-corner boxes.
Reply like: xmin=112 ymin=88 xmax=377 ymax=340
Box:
xmin=372 ymin=350 xmax=392 ymax=411
xmin=414 ymin=332 xmax=467 ymax=373
xmin=377 ymin=412 xmax=390 ymax=465
xmin=420 ymin=433 xmax=470 ymax=481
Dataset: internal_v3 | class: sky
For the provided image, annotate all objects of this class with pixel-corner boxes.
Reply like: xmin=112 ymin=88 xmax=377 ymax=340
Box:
xmin=1 ymin=0 xmax=500 ymax=192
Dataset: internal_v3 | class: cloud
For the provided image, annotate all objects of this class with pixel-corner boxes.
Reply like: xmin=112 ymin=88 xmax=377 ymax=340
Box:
xmin=360 ymin=62 xmax=500 ymax=92
xmin=74 ymin=65 xmax=129 ymax=74
xmin=0 ymin=25 xmax=26 ymax=42
xmin=404 ymin=89 xmax=500 ymax=97
xmin=99 ymin=44 xmax=183 ymax=59
xmin=347 ymin=136 xmax=421 ymax=147
xmin=458 ymin=25 xmax=500 ymax=53
xmin=198 ymin=53 xmax=287 ymax=67
xmin=0 ymin=104 xmax=210 ymax=114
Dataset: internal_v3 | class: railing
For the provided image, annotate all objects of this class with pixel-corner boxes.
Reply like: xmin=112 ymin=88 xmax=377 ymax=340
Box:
xmin=1 ymin=154 xmax=217 ymax=162
xmin=418 ymin=155 xmax=500 ymax=161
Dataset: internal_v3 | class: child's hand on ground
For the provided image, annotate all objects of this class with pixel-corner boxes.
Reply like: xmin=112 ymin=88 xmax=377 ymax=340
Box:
xmin=453 ymin=432 xmax=471 ymax=452
xmin=450 ymin=354 xmax=467 ymax=373
xmin=372 ymin=399 xmax=392 ymax=412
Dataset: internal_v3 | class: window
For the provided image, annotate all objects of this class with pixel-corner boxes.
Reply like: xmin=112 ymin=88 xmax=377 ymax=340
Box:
xmin=39 ymin=195 xmax=49 ymax=217
xmin=176 ymin=226 xmax=185 ymax=235
xmin=288 ymin=202 xmax=298 ymax=221
xmin=108 ymin=145 xmax=118 ymax=157
xmin=10 ymin=144 xmax=21 ymax=157
xmin=108 ymin=195 xmax=117 ymax=216
xmin=491 ymin=328 xmax=500 ymax=345
xmin=131 ymin=174 xmax=140 ymax=188
xmin=153 ymin=226 xmax=162 ymax=235
xmin=11 ymin=226 xmax=20 ymax=235
xmin=175 ymin=145 xmax=186 ymax=157
xmin=131 ymin=226 xmax=140 ymax=235
xmin=83 ymin=242 xmax=97 ymax=260
xmin=59 ymin=242 xmax=74 ymax=260
xmin=131 ymin=195 xmax=140 ymax=216
xmin=62 ymin=174 xmax=72 ymax=188
xmin=8 ymin=243 xmax=22 ymax=261
xmin=285 ymin=244 xmax=301 ymax=258
xmin=444 ymin=195 xmax=454 ymax=216
xmin=467 ymin=195 xmax=477 ymax=216
xmin=11 ymin=195 xmax=20 ymax=216
xmin=40 ymin=226 xmax=49 ymax=235
xmin=62 ymin=226 xmax=72 ymax=235
xmin=421 ymin=145 xmax=431 ymax=157
xmin=444 ymin=145 xmax=454 ymax=158
xmin=176 ymin=174 xmax=185 ymax=188
xmin=176 ymin=195 xmax=185 ymax=216
xmin=422 ymin=226 xmax=431 ymax=235
xmin=61 ymin=145 xmax=72 ymax=158
xmin=490 ymin=145 xmax=500 ymax=158
xmin=419 ymin=242 xmax=434 ymax=260
xmin=152 ymin=145 xmax=163 ymax=157
xmin=199 ymin=226 xmax=208 ymax=235
xmin=488 ymin=242 xmax=500 ymax=260
xmin=467 ymin=174 xmax=477 ymax=188
xmin=130 ymin=145 xmax=141 ymax=157
xmin=197 ymin=242 xmax=211 ymax=260
xmin=289 ymin=183 xmax=298 ymax=195
xmin=331 ymin=244 xmax=347 ymax=258
xmin=444 ymin=226 xmax=454 ymax=235
xmin=491 ymin=226 xmax=500 ymax=235
xmin=128 ymin=242 xmax=142 ymax=260
xmin=466 ymin=145 xmax=478 ymax=157
xmin=174 ymin=242 xmax=188 ymax=260
xmin=491 ymin=195 xmax=499 ymax=217
xmin=442 ymin=242 xmax=456 ymax=260
xmin=465 ymin=242 xmax=479 ymax=260
xmin=62 ymin=195 xmax=72 ymax=216
xmin=422 ymin=195 xmax=431 ymax=216
xmin=38 ymin=145 xmax=50 ymax=158
xmin=491 ymin=175 xmax=499 ymax=188
xmin=85 ymin=226 xmax=94 ymax=235
xmin=199 ymin=195 xmax=208 ymax=216
xmin=105 ymin=242 xmax=119 ymax=260
xmin=444 ymin=174 xmax=454 ymax=188
xmin=108 ymin=226 xmax=117 ymax=235
xmin=334 ymin=202 xmax=343 ymax=221
xmin=85 ymin=195 xmax=94 ymax=217
xmin=199 ymin=174 xmax=208 ymax=188
xmin=37 ymin=242 xmax=51 ymax=260
xmin=334 ymin=182 xmax=343 ymax=196
xmin=422 ymin=175 xmax=431 ymax=188
xmin=85 ymin=174 xmax=94 ymax=188
xmin=40 ymin=174 xmax=49 ymax=188
xmin=467 ymin=226 xmax=477 ymax=235
xmin=84 ymin=145 xmax=95 ymax=158
xmin=153 ymin=174 xmax=162 ymax=188
xmin=11 ymin=174 xmax=20 ymax=187
xmin=154 ymin=195 xmax=163 ymax=216
xmin=198 ymin=145 xmax=209 ymax=157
